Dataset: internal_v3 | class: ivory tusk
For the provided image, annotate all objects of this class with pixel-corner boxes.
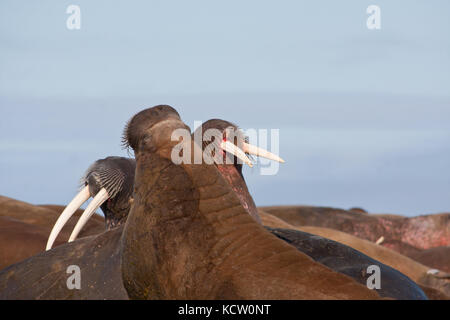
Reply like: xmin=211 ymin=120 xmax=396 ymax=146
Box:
xmin=68 ymin=188 xmax=109 ymax=243
xmin=375 ymin=236 xmax=385 ymax=245
xmin=220 ymin=140 xmax=253 ymax=167
xmin=242 ymin=142 xmax=285 ymax=163
xmin=46 ymin=186 xmax=91 ymax=251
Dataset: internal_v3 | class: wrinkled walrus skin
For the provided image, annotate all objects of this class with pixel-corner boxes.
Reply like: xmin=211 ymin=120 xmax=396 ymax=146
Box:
xmin=268 ymin=227 xmax=427 ymax=300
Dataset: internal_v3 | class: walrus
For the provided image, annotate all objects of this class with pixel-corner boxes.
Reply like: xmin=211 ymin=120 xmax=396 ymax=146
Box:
xmin=0 ymin=105 xmax=377 ymax=299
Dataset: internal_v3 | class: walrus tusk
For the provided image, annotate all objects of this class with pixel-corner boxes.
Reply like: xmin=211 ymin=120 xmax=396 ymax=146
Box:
xmin=242 ymin=142 xmax=285 ymax=163
xmin=220 ymin=140 xmax=253 ymax=167
xmin=46 ymin=186 xmax=91 ymax=251
xmin=68 ymin=188 xmax=109 ymax=243
xmin=375 ymin=236 xmax=384 ymax=245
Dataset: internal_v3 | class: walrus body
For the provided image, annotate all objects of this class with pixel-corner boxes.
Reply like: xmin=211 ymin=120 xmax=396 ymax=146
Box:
xmin=261 ymin=206 xmax=450 ymax=253
xmin=268 ymin=227 xmax=427 ymax=300
xmin=0 ymin=196 xmax=104 ymax=270
xmin=0 ymin=226 xmax=127 ymax=300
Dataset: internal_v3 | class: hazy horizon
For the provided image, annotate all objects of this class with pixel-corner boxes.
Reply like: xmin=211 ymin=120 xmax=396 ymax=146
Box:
xmin=1 ymin=1 xmax=449 ymax=216
xmin=1 ymin=92 xmax=449 ymax=216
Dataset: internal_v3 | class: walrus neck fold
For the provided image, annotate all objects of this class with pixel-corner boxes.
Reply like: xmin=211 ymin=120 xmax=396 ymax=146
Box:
xmin=216 ymin=164 xmax=261 ymax=224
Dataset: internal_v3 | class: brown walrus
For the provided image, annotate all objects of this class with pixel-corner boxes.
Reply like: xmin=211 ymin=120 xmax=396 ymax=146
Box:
xmin=0 ymin=105 xmax=379 ymax=299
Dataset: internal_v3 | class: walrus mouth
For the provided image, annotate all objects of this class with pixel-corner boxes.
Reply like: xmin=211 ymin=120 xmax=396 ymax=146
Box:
xmin=46 ymin=186 xmax=110 ymax=251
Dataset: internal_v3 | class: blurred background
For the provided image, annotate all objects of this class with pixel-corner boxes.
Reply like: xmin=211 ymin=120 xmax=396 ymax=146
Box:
xmin=1 ymin=1 xmax=449 ymax=216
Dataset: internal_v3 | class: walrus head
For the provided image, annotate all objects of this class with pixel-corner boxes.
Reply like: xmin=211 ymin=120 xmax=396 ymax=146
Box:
xmin=46 ymin=156 xmax=136 ymax=251
xmin=193 ymin=119 xmax=284 ymax=224
xmin=122 ymin=105 xmax=185 ymax=155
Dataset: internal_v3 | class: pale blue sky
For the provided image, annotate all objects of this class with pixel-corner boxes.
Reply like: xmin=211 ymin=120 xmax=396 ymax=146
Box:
xmin=1 ymin=1 xmax=449 ymax=216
